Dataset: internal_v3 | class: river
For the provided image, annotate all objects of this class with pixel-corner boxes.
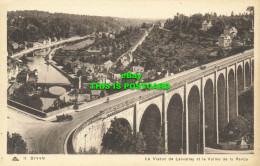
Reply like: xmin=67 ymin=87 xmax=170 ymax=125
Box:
xmin=26 ymin=48 xmax=70 ymax=110
xmin=26 ymin=48 xmax=70 ymax=84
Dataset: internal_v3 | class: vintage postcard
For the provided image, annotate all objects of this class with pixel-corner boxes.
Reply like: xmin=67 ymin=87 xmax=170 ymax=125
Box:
xmin=0 ymin=0 xmax=259 ymax=166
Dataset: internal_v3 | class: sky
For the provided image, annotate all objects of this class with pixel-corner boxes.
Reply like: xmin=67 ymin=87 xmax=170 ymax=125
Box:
xmin=3 ymin=0 xmax=254 ymax=19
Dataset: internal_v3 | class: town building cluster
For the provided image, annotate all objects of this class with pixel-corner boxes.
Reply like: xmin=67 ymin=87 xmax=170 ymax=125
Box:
xmin=92 ymin=31 xmax=116 ymax=39
xmin=200 ymin=20 xmax=238 ymax=48
xmin=7 ymin=57 xmax=38 ymax=96
xmin=10 ymin=37 xmax=62 ymax=54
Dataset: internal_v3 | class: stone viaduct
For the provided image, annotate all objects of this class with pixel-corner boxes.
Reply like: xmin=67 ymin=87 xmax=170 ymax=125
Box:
xmin=72 ymin=49 xmax=254 ymax=154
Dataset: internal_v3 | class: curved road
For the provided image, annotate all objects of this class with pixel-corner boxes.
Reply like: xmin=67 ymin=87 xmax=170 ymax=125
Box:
xmin=11 ymin=35 xmax=91 ymax=59
xmin=7 ymin=50 xmax=253 ymax=154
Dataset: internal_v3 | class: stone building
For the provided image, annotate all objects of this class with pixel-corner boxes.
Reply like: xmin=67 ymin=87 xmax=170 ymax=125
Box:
xmin=132 ymin=66 xmax=144 ymax=73
xmin=218 ymin=34 xmax=232 ymax=48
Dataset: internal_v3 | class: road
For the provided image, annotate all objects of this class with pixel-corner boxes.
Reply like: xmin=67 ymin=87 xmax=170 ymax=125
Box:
xmin=7 ymin=50 xmax=253 ymax=154
xmin=11 ymin=35 xmax=91 ymax=59
xmin=130 ymin=27 xmax=152 ymax=53
xmin=205 ymin=147 xmax=253 ymax=154
xmin=112 ymin=26 xmax=153 ymax=67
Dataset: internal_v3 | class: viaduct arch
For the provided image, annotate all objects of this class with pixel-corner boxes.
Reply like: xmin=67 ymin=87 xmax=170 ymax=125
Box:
xmin=204 ymin=78 xmax=215 ymax=146
xmin=237 ymin=65 xmax=243 ymax=91
xmin=245 ymin=62 xmax=251 ymax=87
xmin=139 ymin=104 xmax=161 ymax=153
xmin=228 ymin=69 xmax=236 ymax=121
xmin=188 ymin=85 xmax=202 ymax=154
xmin=217 ymin=73 xmax=226 ymax=132
xmin=167 ymin=93 xmax=184 ymax=154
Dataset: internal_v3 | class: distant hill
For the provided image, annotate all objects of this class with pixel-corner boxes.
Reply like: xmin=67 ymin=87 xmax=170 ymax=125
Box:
xmin=115 ymin=17 xmax=161 ymax=27
xmin=7 ymin=10 xmax=120 ymax=43
xmin=7 ymin=10 xmax=159 ymax=44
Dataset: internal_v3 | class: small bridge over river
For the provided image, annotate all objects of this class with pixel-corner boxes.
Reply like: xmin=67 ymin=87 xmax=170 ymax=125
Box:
xmin=35 ymin=82 xmax=73 ymax=92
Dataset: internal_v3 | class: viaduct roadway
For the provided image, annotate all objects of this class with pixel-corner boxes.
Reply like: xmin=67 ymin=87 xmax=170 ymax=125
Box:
xmin=7 ymin=50 xmax=253 ymax=154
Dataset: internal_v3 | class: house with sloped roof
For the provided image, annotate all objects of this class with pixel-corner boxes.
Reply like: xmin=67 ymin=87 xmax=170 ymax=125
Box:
xmin=132 ymin=66 xmax=144 ymax=73
xmin=218 ymin=34 xmax=232 ymax=47
xmin=224 ymin=26 xmax=238 ymax=38
xmin=110 ymin=73 xmax=122 ymax=83
xmin=83 ymin=63 xmax=95 ymax=73
xmin=96 ymin=73 xmax=111 ymax=84
xmin=120 ymin=53 xmax=133 ymax=67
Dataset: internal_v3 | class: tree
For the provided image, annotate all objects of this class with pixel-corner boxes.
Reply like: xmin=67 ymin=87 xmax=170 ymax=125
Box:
xmin=175 ymin=59 xmax=183 ymax=67
xmin=87 ymin=147 xmax=98 ymax=154
xmin=101 ymin=118 xmax=146 ymax=154
xmin=144 ymin=130 xmax=165 ymax=154
xmin=190 ymin=28 xmax=198 ymax=38
xmin=116 ymin=59 xmax=123 ymax=69
xmin=231 ymin=11 xmax=234 ymax=17
xmin=11 ymin=83 xmax=43 ymax=110
xmin=238 ymin=88 xmax=254 ymax=144
xmin=197 ymin=55 xmax=208 ymax=65
xmin=102 ymin=33 xmax=107 ymax=39
xmin=217 ymin=48 xmax=225 ymax=58
xmin=78 ymin=146 xmax=98 ymax=154
xmin=7 ymin=132 xmax=27 ymax=154
xmin=27 ymin=95 xmax=43 ymax=110
xmin=238 ymin=88 xmax=254 ymax=116
xmin=141 ymin=23 xmax=147 ymax=29
xmin=247 ymin=6 xmax=254 ymax=15
xmin=223 ymin=115 xmax=252 ymax=143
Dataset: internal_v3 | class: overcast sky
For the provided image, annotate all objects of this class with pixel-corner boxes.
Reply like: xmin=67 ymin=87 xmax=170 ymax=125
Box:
xmin=4 ymin=0 xmax=254 ymax=19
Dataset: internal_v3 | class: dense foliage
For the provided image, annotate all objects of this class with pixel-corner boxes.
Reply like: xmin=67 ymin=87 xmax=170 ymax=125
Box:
xmin=7 ymin=132 xmax=48 ymax=154
xmin=101 ymin=118 xmax=146 ymax=154
xmin=7 ymin=132 xmax=27 ymax=154
xmin=133 ymin=8 xmax=254 ymax=73
xmin=78 ymin=147 xmax=98 ymax=154
xmin=164 ymin=11 xmax=253 ymax=39
xmin=7 ymin=10 xmax=123 ymax=43
xmin=144 ymin=130 xmax=165 ymax=154
xmin=101 ymin=117 xmax=165 ymax=154
xmin=9 ymin=83 xmax=43 ymax=110
xmin=7 ymin=10 xmax=158 ymax=55
xmin=221 ymin=88 xmax=254 ymax=144
xmin=224 ymin=116 xmax=252 ymax=143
